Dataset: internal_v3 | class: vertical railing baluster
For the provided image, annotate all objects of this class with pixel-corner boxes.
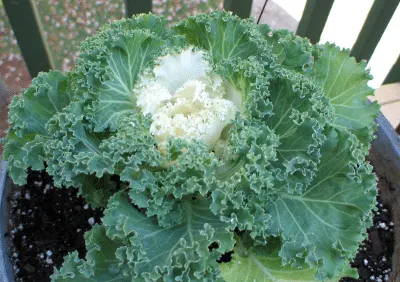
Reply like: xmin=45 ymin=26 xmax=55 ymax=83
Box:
xmin=383 ymin=55 xmax=400 ymax=85
xmin=3 ymin=0 xmax=55 ymax=78
xmin=125 ymin=0 xmax=152 ymax=18
xmin=296 ymin=0 xmax=335 ymax=44
xmin=223 ymin=0 xmax=253 ymax=19
xmin=350 ymin=0 xmax=400 ymax=62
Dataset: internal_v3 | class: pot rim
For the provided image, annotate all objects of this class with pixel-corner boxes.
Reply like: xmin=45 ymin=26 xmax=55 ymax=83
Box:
xmin=0 ymin=160 xmax=14 ymax=282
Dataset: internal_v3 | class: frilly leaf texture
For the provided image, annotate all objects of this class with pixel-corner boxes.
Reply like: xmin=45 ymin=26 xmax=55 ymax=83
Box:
xmin=220 ymin=236 xmax=356 ymax=282
xmin=2 ymin=11 xmax=380 ymax=282
xmin=51 ymin=224 xmax=131 ymax=281
xmin=314 ymin=43 xmax=380 ymax=147
xmin=266 ymin=128 xmax=376 ymax=279
xmin=258 ymin=26 xmax=314 ymax=74
xmin=53 ymin=192 xmax=234 ymax=281
xmin=3 ymin=71 xmax=73 ymax=184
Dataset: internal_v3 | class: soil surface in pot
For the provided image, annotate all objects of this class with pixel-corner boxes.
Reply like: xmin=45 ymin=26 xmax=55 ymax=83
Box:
xmin=6 ymin=169 xmax=103 ymax=281
xmin=5 ymin=169 xmax=394 ymax=282
xmin=340 ymin=196 xmax=394 ymax=282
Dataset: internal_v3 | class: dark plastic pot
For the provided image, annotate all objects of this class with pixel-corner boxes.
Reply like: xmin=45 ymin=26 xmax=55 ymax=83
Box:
xmin=368 ymin=114 xmax=400 ymax=281
xmin=0 ymin=160 xmax=14 ymax=282
xmin=0 ymin=113 xmax=399 ymax=281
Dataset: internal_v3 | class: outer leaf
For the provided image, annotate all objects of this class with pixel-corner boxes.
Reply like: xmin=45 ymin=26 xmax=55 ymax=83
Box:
xmin=220 ymin=236 xmax=356 ymax=282
xmin=77 ymin=174 xmax=117 ymax=208
xmin=3 ymin=71 xmax=73 ymax=184
xmin=44 ymin=102 xmax=112 ymax=188
xmin=120 ymin=137 xmax=223 ymax=227
xmin=265 ymin=70 xmax=328 ymax=194
xmin=51 ymin=224 xmax=131 ymax=282
xmin=174 ymin=11 xmax=273 ymax=66
xmin=45 ymin=106 xmax=159 ymax=207
xmin=266 ymin=128 xmax=376 ymax=279
xmin=258 ymin=25 xmax=314 ymax=74
xmin=314 ymin=43 xmax=380 ymax=146
xmin=214 ymin=57 xmax=273 ymax=119
xmin=90 ymin=30 xmax=165 ymax=131
xmin=76 ymin=14 xmax=186 ymax=132
xmin=102 ymin=192 xmax=235 ymax=281
xmin=76 ymin=14 xmax=173 ymax=93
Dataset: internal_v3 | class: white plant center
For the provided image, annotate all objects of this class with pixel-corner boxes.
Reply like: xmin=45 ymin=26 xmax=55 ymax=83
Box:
xmin=136 ymin=49 xmax=240 ymax=149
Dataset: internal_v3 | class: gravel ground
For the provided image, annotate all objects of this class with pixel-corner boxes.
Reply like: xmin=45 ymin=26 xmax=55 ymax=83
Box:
xmin=1 ymin=0 xmax=222 ymax=75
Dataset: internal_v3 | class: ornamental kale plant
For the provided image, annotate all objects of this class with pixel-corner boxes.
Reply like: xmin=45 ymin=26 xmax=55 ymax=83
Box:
xmin=3 ymin=11 xmax=380 ymax=281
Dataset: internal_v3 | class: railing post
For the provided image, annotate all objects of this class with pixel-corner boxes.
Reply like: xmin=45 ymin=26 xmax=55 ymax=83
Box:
xmin=125 ymin=0 xmax=152 ymax=18
xmin=350 ymin=0 xmax=400 ymax=62
xmin=3 ymin=0 xmax=55 ymax=78
xmin=0 ymin=78 xmax=9 ymax=110
xmin=296 ymin=0 xmax=335 ymax=44
xmin=223 ymin=0 xmax=253 ymax=19
xmin=383 ymin=55 xmax=400 ymax=85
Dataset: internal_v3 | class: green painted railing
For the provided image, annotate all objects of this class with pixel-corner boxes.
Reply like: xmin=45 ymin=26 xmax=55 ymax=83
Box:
xmin=125 ymin=0 xmax=152 ymax=18
xmin=3 ymin=0 xmax=55 ymax=78
xmin=296 ymin=0 xmax=334 ymax=44
xmin=223 ymin=0 xmax=253 ymax=19
xmin=3 ymin=0 xmax=400 ymax=84
xmin=350 ymin=0 xmax=399 ymax=62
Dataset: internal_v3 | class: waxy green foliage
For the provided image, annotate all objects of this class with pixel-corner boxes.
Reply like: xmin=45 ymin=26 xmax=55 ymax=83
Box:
xmin=3 ymin=11 xmax=379 ymax=281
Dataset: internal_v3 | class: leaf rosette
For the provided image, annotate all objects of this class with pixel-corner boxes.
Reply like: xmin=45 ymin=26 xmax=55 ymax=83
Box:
xmin=3 ymin=11 xmax=379 ymax=281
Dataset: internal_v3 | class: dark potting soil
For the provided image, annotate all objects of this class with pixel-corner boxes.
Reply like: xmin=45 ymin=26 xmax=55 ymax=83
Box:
xmin=6 ymin=169 xmax=103 ymax=282
xmin=6 ymin=170 xmax=394 ymax=282
xmin=340 ymin=195 xmax=394 ymax=282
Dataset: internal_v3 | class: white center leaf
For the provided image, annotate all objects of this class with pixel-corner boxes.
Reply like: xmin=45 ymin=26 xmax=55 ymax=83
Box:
xmin=136 ymin=49 xmax=240 ymax=150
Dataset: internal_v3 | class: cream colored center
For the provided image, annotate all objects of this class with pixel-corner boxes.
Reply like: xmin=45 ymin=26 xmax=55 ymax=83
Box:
xmin=136 ymin=49 xmax=241 ymax=150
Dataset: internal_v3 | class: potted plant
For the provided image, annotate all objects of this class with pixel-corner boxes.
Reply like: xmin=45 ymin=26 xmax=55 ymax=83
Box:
xmin=0 ymin=11 xmax=397 ymax=281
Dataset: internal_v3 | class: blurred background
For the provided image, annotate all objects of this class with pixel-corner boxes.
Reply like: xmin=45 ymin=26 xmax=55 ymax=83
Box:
xmin=0 ymin=0 xmax=224 ymax=91
xmin=1 ymin=0 xmax=400 ymax=146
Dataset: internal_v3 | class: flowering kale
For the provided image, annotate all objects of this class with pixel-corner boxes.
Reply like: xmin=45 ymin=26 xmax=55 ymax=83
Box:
xmin=3 ymin=11 xmax=380 ymax=281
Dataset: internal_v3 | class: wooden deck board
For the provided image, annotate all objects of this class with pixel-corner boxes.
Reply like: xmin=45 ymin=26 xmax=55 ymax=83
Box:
xmin=370 ymin=83 xmax=400 ymax=129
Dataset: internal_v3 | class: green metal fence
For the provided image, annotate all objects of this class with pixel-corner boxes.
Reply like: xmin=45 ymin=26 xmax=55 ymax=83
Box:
xmin=3 ymin=0 xmax=400 ymax=84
